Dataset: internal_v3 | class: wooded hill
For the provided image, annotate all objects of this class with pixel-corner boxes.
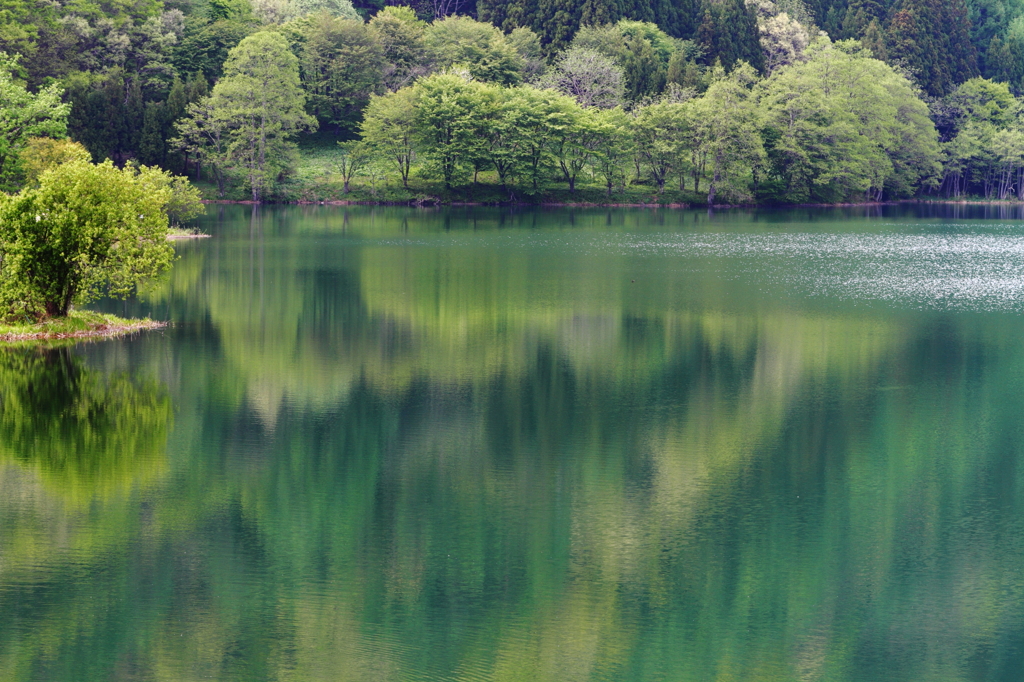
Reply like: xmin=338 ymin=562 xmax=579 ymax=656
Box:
xmin=352 ymin=0 xmax=1014 ymax=97
xmin=4 ymin=0 xmax=1024 ymax=204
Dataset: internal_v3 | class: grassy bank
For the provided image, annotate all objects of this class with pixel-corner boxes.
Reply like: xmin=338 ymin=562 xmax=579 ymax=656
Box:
xmin=192 ymin=133 xmax=705 ymax=206
xmin=188 ymin=134 xmax=1024 ymax=208
xmin=0 ymin=311 xmax=166 ymax=343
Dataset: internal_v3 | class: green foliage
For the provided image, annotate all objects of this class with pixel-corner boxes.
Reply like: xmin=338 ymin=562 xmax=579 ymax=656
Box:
xmin=569 ymin=20 xmax=690 ymax=101
xmin=0 ymin=161 xmax=176 ymax=319
xmin=19 ymin=138 xmax=92 ymax=186
xmin=412 ymin=72 xmax=493 ymax=187
xmin=696 ymin=0 xmax=765 ymax=72
xmin=172 ymin=98 xmax=231 ymax=196
xmin=759 ymin=38 xmax=940 ymax=202
xmin=203 ymin=30 xmax=317 ymax=201
xmin=290 ymin=13 xmax=385 ymax=133
xmin=693 ymin=63 xmax=765 ymax=203
xmin=251 ymin=0 xmax=359 ymax=24
xmin=478 ymin=0 xmax=699 ymax=50
xmin=138 ymin=163 xmax=206 ymax=224
xmin=590 ymin=107 xmax=635 ymax=195
xmin=65 ymin=70 xmax=145 ymax=165
xmin=541 ymin=46 xmax=625 ymax=108
xmin=360 ymin=86 xmax=419 ymax=187
xmin=938 ymin=77 xmax=1024 ymax=198
xmin=0 ymin=52 xmax=69 ymax=189
xmin=334 ymin=139 xmax=367 ymax=192
xmin=1 ymin=0 xmax=1012 ymax=204
xmin=423 ymin=15 xmax=524 ymax=85
xmin=887 ymin=0 xmax=978 ymax=97
xmin=632 ymin=100 xmax=692 ymax=192
xmin=368 ymin=5 xmax=428 ymax=89
xmin=172 ymin=15 xmax=258 ymax=83
xmin=947 ymin=77 xmax=1018 ymax=130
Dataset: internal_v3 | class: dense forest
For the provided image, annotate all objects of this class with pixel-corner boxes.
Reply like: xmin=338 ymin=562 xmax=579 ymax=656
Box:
xmin=3 ymin=0 xmax=1024 ymax=203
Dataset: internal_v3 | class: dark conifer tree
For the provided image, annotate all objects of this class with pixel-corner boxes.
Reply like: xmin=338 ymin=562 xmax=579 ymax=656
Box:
xmin=842 ymin=0 xmax=886 ymax=38
xmin=139 ymin=102 xmax=167 ymax=167
xmin=861 ymin=19 xmax=888 ymax=60
xmin=887 ymin=0 xmax=977 ymax=96
xmin=697 ymin=0 xmax=763 ymax=72
xmin=985 ymin=33 xmax=1024 ymax=93
xmin=579 ymin=0 xmax=619 ymax=27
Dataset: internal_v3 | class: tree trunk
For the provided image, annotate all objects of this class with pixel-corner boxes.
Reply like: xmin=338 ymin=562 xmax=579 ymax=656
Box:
xmin=708 ymin=168 xmax=720 ymax=206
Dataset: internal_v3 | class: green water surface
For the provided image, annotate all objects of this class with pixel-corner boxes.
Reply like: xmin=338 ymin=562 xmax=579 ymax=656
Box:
xmin=3 ymin=204 xmax=1024 ymax=681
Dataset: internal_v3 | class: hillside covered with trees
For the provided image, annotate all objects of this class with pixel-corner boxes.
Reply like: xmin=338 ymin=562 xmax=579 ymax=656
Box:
xmin=2 ymin=0 xmax=1024 ymax=204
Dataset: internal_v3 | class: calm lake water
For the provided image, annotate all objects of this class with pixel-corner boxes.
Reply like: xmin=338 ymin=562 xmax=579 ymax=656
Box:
xmin=4 ymin=204 xmax=1024 ymax=681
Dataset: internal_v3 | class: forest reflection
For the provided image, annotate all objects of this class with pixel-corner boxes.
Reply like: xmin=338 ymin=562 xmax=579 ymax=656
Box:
xmin=4 ymin=207 xmax=1024 ymax=681
xmin=0 ymin=347 xmax=172 ymax=502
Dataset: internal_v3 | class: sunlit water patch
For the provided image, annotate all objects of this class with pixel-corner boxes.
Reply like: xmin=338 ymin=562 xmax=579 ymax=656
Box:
xmin=402 ymin=229 xmax=1024 ymax=311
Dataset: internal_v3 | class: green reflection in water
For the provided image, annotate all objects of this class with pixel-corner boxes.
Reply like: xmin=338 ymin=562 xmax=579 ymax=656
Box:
xmin=4 ymin=205 xmax=1024 ymax=681
xmin=0 ymin=347 xmax=172 ymax=503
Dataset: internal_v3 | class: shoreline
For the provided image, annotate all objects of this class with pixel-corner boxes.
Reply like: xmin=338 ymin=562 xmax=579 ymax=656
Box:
xmin=0 ymin=315 xmax=167 ymax=343
xmin=200 ymin=198 xmax=1024 ymax=210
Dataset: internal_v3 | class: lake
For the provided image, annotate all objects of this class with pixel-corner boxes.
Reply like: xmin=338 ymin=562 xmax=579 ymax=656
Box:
xmin=3 ymin=204 xmax=1024 ymax=681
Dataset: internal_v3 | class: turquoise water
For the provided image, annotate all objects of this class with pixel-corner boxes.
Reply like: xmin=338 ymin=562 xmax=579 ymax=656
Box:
xmin=3 ymin=204 xmax=1024 ymax=680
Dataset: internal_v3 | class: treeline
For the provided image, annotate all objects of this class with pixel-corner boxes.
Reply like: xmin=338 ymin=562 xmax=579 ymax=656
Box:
xmin=474 ymin=0 xmax=1021 ymax=97
xmin=4 ymin=0 xmax=1024 ymax=202
xmin=348 ymin=39 xmax=937 ymax=205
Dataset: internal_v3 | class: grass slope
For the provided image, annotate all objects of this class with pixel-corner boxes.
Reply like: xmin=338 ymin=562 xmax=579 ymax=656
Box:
xmin=193 ymin=133 xmax=706 ymax=206
xmin=0 ymin=311 xmax=166 ymax=343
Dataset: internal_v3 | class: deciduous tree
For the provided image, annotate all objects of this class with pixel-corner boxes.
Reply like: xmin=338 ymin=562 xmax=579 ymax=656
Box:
xmin=0 ymin=52 xmax=69 ymax=189
xmin=204 ymin=30 xmax=317 ymax=201
xmin=0 ymin=161 xmax=177 ymax=319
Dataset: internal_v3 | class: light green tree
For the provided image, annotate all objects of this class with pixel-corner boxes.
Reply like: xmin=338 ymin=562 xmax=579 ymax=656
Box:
xmin=482 ymin=85 xmax=572 ymax=196
xmin=413 ymin=72 xmax=492 ymax=188
xmin=632 ymin=101 xmax=692 ymax=193
xmin=360 ymin=87 xmax=419 ymax=188
xmin=940 ymin=121 xmax=995 ymax=197
xmin=0 ymin=52 xmax=70 ymax=189
xmin=424 ymin=16 xmax=524 ymax=86
xmin=992 ymin=127 xmax=1024 ymax=199
xmin=171 ymin=98 xmax=231 ymax=197
xmin=251 ymin=0 xmax=359 ymax=23
xmin=692 ymin=63 xmax=765 ymax=204
xmin=0 ymin=161 xmax=176 ymax=319
xmin=290 ymin=13 xmax=384 ymax=134
xmin=759 ymin=39 xmax=940 ymax=202
xmin=507 ymin=26 xmax=546 ymax=82
xmin=368 ymin=5 xmax=428 ymax=90
xmin=19 ymin=138 xmax=91 ymax=186
xmin=550 ymin=101 xmax=605 ymax=193
xmin=335 ymin=140 xmax=367 ymax=193
xmin=542 ymin=46 xmax=625 ymax=109
xmin=590 ymin=108 xmax=634 ymax=197
xmin=206 ymin=31 xmax=317 ymax=201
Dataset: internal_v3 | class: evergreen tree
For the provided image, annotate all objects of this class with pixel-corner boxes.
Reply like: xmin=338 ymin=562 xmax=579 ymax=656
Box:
xmin=697 ymin=0 xmax=765 ymax=72
xmin=623 ymin=35 xmax=665 ymax=99
xmin=138 ymin=101 xmax=167 ymax=166
xmin=861 ymin=19 xmax=888 ymax=60
xmin=842 ymin=0 xmax=886 ymax=38
xmin=886 ymin=0 xmax=978 ymax=96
